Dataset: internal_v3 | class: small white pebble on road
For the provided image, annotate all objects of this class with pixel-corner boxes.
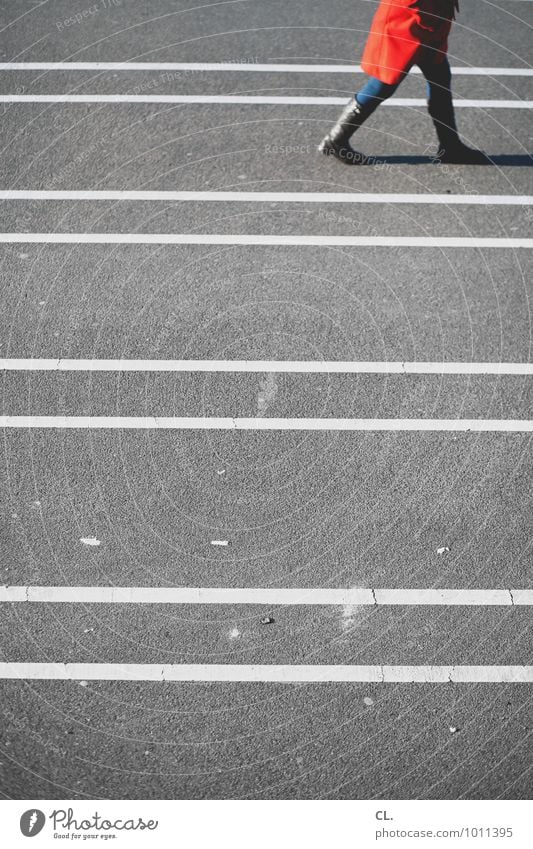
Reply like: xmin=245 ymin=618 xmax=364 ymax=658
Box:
xmin=216 ymin=469 xmax=226 ymax=476
xmin=449 ymin=726 xmax=458 ymax=733
xmin=79 ymin=680 xmax=88 ymax=687
xmin=437 ymin=546 xmax=450 ymax=555
xmin=229 ymin=628 xmax=240 ymax=640
xmin=83 ymin=628 xmax=94 ymax=634
xmin=211 ymin=540 xmax=229 ymax=546
xmin=364 ymin=697 xmax=374 ymax=706
xmin=80 ymin=537 xmax=101 ymax=547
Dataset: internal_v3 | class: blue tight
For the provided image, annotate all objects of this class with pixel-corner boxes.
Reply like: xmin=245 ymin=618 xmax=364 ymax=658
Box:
xmin=356 ymin=54 xmax=454 ymax=129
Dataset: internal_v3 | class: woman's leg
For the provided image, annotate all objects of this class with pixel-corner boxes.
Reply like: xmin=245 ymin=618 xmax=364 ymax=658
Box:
xmin=356 ymin=76 xmax=400 ymax=110
xmin=419 ymin=53 xmax=489 ymax=163
xmin=319 ymin=75 xmax=401 ymax=165
xmin=423 ymin=55 xmax=454 ymax=144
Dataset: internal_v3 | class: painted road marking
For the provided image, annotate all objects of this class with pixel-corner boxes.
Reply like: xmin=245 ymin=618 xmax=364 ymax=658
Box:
xmin=0 ymin=95 xmax=531 ymax=108
xmin=0 ymin=63 xmax=532 ymax=76
xmin=0 ymin=234 xmax=531 ymax=248
xmin=0 ymin=663 xmax=530 ymax=682
xmin=1 ymin=587 xmax=532 ymax=605
xmin=1 ymin=191 xmax=530 ymax=206
xmin=1 ymin=416 xmax=532 ymax=431
xmin=1 ymin=359 xmax=532 ymax=375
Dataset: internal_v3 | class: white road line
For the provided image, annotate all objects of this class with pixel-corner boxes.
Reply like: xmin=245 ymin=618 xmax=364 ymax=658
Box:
xmin=0 ymin=63 xmax=531 ymax=76
xmin=1 ymin=359 xmax=532 ymax=375
xmin=1 ymin=234 xmax=531 ymax=248
xmin=1 ymin=587 xmax=532 ymax=606
xmin=1 ymin=190 xmax=530 ymax=206
xmin=1 ymin=416 xmax=532 ymax=432
xmin=1 ymin=94 xmax=531 ymax=108
xmin=0 ymin=663 xmax=530 ymax=682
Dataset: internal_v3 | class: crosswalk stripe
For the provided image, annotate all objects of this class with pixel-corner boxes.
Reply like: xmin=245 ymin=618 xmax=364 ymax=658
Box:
xmin=2 ymin=587 xmax=531 ymax=605
xmin=0 ymin=664 xmax=531 ymax=682
xmin=0 ymin=63 xmax=531 ymax=76
xmin=1 ymin=416 xmax=532 ymax=431
xmin=1 ymin=234 xmax=532 ymax=247
xmin=1 ymin=95 xmax=531 ymax=108
xmin=1 ymin=191 xmax=530 ymax=205
xmin=2 ymin=360 xmax=532 ymax=375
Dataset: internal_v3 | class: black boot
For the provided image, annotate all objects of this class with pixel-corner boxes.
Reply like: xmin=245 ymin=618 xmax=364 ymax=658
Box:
xmin=318 ymin=98 xmax=374 ymax=165
xmin=436 ymin=142 xmax=491 ymax=165
xmin=429 ymin=98 xmax=490 ymax=165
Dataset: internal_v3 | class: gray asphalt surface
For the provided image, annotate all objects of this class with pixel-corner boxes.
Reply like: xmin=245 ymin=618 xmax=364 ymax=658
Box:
xmin=0 ymin=0 xmax=532 ymax=800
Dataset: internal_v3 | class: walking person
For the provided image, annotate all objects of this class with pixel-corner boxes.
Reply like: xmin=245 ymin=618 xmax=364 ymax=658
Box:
xmin=319 ymin=0 xmax=489 ymax=164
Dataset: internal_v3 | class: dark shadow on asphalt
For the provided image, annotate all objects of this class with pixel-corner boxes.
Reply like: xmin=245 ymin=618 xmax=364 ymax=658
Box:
xmin=361 ymin=154 xmax=533 ymax=166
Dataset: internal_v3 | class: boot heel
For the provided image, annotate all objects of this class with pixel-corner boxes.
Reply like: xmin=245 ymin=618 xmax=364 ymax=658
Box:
xmin=318 ymin=137 xmax=334 ymax=155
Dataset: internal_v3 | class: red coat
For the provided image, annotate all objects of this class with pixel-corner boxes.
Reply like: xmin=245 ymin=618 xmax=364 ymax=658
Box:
xmin=361 ymin=1 xmax=458 ymax=84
